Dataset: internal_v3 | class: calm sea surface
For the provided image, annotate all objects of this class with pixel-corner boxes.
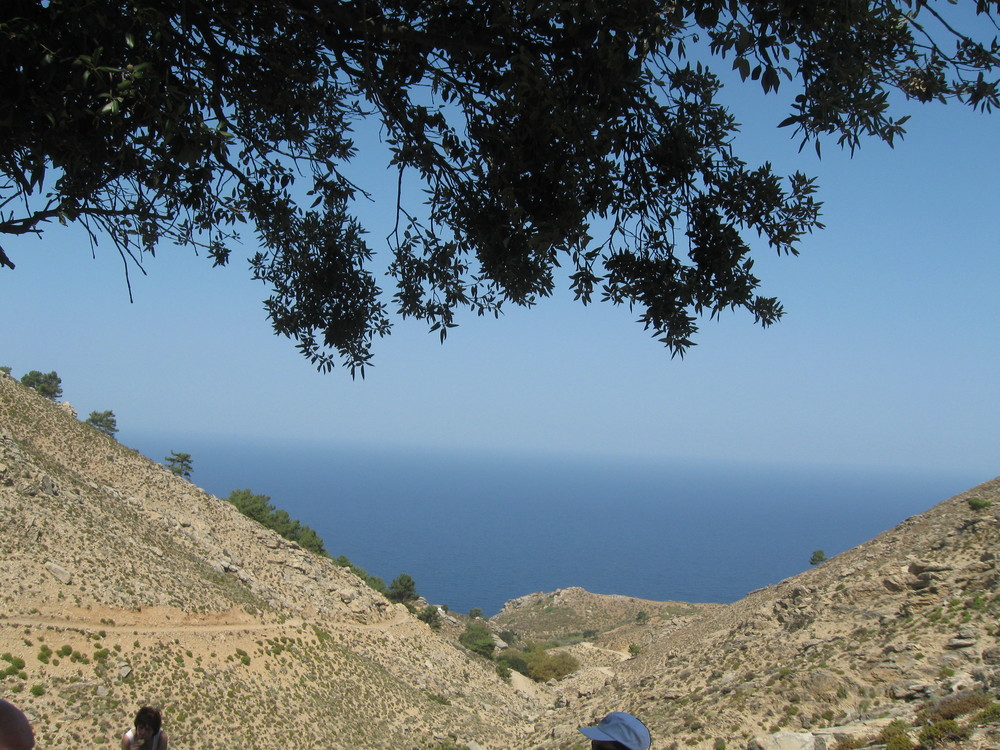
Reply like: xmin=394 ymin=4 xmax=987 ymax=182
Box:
xmin=131 ymin=435 xmax=982 ymax=616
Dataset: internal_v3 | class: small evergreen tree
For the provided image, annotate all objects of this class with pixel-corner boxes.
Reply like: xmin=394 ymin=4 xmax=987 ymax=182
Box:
xmin=387 ymin=573 xmax=418 ymax=603
xmin=164 ymin=451 xmax=193 ymax=478
xmin=21 ymin=370 xmax=62 ymax=399
xmin=468 ymin=608 xmax=484 ymax=619
xmin=810 ymin=550 xmax=828 ymax=566
xmin=85 ymin=410 xmax=118 ymax=439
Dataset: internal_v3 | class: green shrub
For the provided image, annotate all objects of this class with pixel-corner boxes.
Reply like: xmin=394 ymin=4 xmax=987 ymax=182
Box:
xmin=917 ymin=720 xmax=968 ymax=747
xmin=879 ymin=721 xmax=914 ymax=750
xmin=970 ymin=702 xmax=1000 ymax=725
xmin=833 ymin=737 xmax=865 ymax=750
xmin=417 ymin=606 xmax=442 ymax=629
xmin=886 ymin=735 xmax=914 ymax=750
xmin=459 ymin=624 xmax=495 ymax=659
xmin=966 ymin=497 xmax=992 ymax=510
xmin=1 ymin=654 xmax=26 ymax=677
xmin=496 ymin=649 xmax=529 ymax=675
xmin=525 ymin=648 xmax=579 ymax=682
xmin=920 ymin=691 xmax=992 ymax=722
xmin=29 ymin=685 xmax=44 ymax=697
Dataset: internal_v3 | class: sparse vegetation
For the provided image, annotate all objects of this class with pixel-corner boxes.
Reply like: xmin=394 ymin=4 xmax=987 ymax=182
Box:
xmin=919 ymin=692 xmax=993 ymax=723
xmin=917 ymin=720 xmax=968 ymax=748
xmin=967 ymin=497 xmax=992 ymax=510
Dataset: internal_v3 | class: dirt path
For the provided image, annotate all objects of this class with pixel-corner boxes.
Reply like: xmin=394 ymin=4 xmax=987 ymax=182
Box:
xmin=0 ymin=607 xmax=413 ymax=636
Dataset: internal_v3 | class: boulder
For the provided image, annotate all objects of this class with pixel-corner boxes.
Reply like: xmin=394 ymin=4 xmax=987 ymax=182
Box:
xmin=748 ymin=732 xmax=816 ymax=750
xmin=44 ymin=561 xmax=73 ymax=585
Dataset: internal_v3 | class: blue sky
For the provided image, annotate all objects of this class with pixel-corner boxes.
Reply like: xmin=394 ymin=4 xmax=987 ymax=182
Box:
xmin=2 ymin=72 xmax=998 ymax=483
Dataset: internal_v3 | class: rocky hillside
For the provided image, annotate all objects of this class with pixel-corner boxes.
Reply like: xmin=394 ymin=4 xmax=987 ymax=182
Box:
xmin=0 ymin=372 xmax=540 ymax=749
xmin=519 ymin=481 xmax=1000 ymax=749
xmin=493 ymin=587 xmax=722 ymax=643
xmin=2 ymin=369 xmax=999 ymax=750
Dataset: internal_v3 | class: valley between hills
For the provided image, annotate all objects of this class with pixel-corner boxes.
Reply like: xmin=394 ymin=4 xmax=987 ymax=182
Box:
xmin=2 ymin=370 xmax=999 ymax=749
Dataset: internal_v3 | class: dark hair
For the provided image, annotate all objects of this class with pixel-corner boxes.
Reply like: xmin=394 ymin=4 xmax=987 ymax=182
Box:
xmin=134 ymin=707 xmax=162 ymax=734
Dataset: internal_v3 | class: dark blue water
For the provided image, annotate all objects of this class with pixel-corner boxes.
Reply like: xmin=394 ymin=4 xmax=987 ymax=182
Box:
xmin=131 ymin=434 xmax=981 ymax=616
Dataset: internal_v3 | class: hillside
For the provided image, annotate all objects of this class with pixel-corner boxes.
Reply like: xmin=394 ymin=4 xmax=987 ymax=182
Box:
xmin=2 ymin=369 xmax=999 ymax=750
xmin=0 ymin=372 xmax=539 ymax=748
xmin=516 ymin=482 xmax=1000 ymax=749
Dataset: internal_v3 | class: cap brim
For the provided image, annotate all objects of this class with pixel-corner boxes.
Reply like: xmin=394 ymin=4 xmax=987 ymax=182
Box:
xmin=579 ymin=726 xmax=615 ymax=742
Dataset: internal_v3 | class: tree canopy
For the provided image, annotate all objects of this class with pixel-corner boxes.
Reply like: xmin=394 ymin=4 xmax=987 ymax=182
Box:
xmin=20 ymin=370 xmax=63 ymax=400
xmin=164 ymin=450 xmax=193 ymax=478
xmin=225 ymin=488 xmax=327 ymax=554
xmin=85 ymin=409 xmax=119 ymax=439
xmin=387 ymin=573 xmax=419 ymax=603
xmin=2 ymin=1 xmax=997 ymax=374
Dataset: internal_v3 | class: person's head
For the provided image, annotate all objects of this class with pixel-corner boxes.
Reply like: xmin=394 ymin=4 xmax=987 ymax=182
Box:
xmin=578 ymin=712 xmax=651 ymax=750
xmin=0 ymin=699 xmax=35 ymax=750
xmin=133 ymin=706 xmax=162 ymax=741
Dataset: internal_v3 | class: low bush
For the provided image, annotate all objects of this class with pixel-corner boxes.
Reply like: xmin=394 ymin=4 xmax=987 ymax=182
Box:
xmin=920 ymin=691 xmax=992 ymax=723
xmin=525 ymin=647 xmax=578 ymax=682
xmin=496 ymin=649 xmax=529 ymax=675
xmin=879 ymin=720 xmax=914 ymax=750
xmin=970 ymin=702 xmax=1000 ymax=725
xmin=417 ymin=606 xmax=442 ymax=630
xmin=459 ymin=624 xmax=495 ymax=659
xmin=917 ymin=720 xmax=968 ymax=748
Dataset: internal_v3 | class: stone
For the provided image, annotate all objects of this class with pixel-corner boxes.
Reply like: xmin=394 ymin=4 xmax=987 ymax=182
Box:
xmin=946 ymin=638 xmax=977 ymax=649
xmin=747 ymin=732 xmax=816 ymax=750
xmin=44 ymin=561 xmax=73 ymax=585
xmin=908 ymin=560 xmax=952 ymax=575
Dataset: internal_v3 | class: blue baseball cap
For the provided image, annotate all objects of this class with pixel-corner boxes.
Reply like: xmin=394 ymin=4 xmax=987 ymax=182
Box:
xmin=578 ymin=712 xmax=651 ymax=750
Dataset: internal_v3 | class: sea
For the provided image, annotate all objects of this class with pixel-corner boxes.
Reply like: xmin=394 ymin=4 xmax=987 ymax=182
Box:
xmin=130 ymin=435 xmax=984 ymax=617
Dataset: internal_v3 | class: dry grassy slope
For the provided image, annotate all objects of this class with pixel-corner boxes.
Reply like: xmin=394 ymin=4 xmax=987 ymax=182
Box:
xmin=493 ymin=587 xmax=723 ymax=642
xmin=0 ymin=373 xmax=541 ymax=749
xmin=525 ymin=477 xmax=1000 ymax=749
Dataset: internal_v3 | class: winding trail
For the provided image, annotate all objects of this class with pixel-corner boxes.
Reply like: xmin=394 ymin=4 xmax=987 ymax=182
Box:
xmin=0 ymin=608 xmax=414 ymax=636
